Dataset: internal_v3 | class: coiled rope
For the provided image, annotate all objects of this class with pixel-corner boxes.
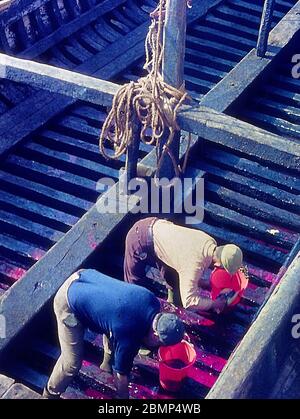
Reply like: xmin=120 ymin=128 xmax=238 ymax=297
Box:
xmin=99 ymin=0 xmax=192 ymax=177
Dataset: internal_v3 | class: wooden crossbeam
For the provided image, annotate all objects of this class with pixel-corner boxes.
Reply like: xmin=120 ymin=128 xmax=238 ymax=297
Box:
xmin=178 ymin=106 xmax=300 ymax=172
xmin=1 ymin=52 xmax=299 ymax=173
xmin=0 ymin=52 xmax=119 ymax=107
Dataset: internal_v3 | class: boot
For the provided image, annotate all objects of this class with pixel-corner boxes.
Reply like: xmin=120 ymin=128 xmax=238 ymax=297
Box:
xmin=100 ymin=352 xmax=112 ymax=373
xmin=42 ymin=386 xmax=60 ymax=399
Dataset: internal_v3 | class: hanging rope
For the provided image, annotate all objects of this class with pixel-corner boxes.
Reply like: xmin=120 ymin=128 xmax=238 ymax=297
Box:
xmin=99 ymin=0 xmax=192 ymax=177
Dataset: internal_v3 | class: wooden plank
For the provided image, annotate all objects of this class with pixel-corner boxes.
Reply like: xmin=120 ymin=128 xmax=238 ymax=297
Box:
xmin=206 ymin=181 xmax=300 ymax=232
xmin=0 ymin=52 xmax=119 ymax=109
xmin=2 ymin=59 xmax=300 ymax=176
xmin=201 ymin=1 xmax=300 ymax=111
xmin=0 ymin=189 xmax=78 ymax=227
xmin=196 ymin=160 xmax=300 ymax=212
xmin=3 ymin=0 xmax=126 ymax=53
xmin=0 ymin=375 xmax=14 ymax=398
xmin=177 ymin=106 xmax=300 ymax=172
xmin=201 ymin=146 xmax=300 ymax=193
xmin=0 ymin=169 xmax=92 ymax=212
xmin=2 ymin=383 xmax=41 ymax=399
xmin=157 ymin=0 xmax=187 ymax=179
xmin=6 ymin=154 xmax=99 ymax=198
xmin=256 ymin=0 xmax=276 ymax=57
xmin=203 ymin=201 xmax=297 ymax=249
xmin=0 ymin=209 xmax=64 ymax=244
xmin=0 ymin=1 xmax=11 ymax=13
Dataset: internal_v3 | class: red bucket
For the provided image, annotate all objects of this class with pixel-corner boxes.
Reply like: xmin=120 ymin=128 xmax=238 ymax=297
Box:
xmin=158 ymin=340 xmax=196 ymax=392
xmin=210 ymin=267 xmax=249 ymax=306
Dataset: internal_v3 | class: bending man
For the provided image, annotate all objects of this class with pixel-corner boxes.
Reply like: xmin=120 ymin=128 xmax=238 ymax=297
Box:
xmin=124 ymin=217 xmax=243 ymax=312
xmin=43 ymin=269 xmax=185 ymax=399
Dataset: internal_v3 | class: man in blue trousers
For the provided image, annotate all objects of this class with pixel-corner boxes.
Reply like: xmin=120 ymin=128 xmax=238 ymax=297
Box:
xmin=43 ymin=269 xmax=185 ymax=399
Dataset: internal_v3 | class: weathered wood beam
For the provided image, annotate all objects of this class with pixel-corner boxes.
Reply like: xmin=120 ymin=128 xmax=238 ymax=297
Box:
xmin=0 ymin=375 xmax=14 ymax=398
xmin=0 ymin=21 xmax=148 ymax=155
xmin=0 ymin=15 xmax=155 ymax=154
xmin=256 ymin=0 xmax=276 ymax=57
xmin=158 ymin=0 xmax=187 ymax=179
xmin=178 ymin=105 xmax=300 ymax=172
xmin=162 ymin=0 xmax=186 ymax=88
xmin=0 ymin=52 xmax=119 ymax=107
xmin=2 ymin=383 xmax=41 ymax=399
xmin=207 ymin=253 xmax=300 ymax=399
xmin=0 ymin=0 xmax=11 ymax=13
xmin=201 ymin=1 xmax=300 ymax=112
xmin=1 ymin=54 xmax=299 ymax=173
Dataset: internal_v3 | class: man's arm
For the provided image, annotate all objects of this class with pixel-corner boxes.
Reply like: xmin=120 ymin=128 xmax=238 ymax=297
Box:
xmin=179 ymin=270 xmax=226 ymax=313
xmin=184 ymin=294 xmax=226 ymax=313
xmin=113 ymin=372 xmax=129 ymax=399
xmin=113 ymin=343 xmax=139 ymax=399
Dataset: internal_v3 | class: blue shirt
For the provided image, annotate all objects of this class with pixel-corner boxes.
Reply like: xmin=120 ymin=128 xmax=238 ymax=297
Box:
xmin=67 ymin=269 xmax=160 ymax=375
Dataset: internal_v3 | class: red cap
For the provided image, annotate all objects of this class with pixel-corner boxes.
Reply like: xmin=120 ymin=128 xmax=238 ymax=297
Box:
xmin=210 ymin=267 xmax=248 ymax=306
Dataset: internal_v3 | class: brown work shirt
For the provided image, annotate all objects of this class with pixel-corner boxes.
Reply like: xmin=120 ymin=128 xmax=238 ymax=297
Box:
xmin=153 ymin=219 xmax=216 ymax=309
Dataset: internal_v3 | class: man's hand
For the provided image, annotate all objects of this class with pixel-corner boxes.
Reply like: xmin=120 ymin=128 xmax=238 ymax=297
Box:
xmin=114 ymin=372 xmax=129 ymax=399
